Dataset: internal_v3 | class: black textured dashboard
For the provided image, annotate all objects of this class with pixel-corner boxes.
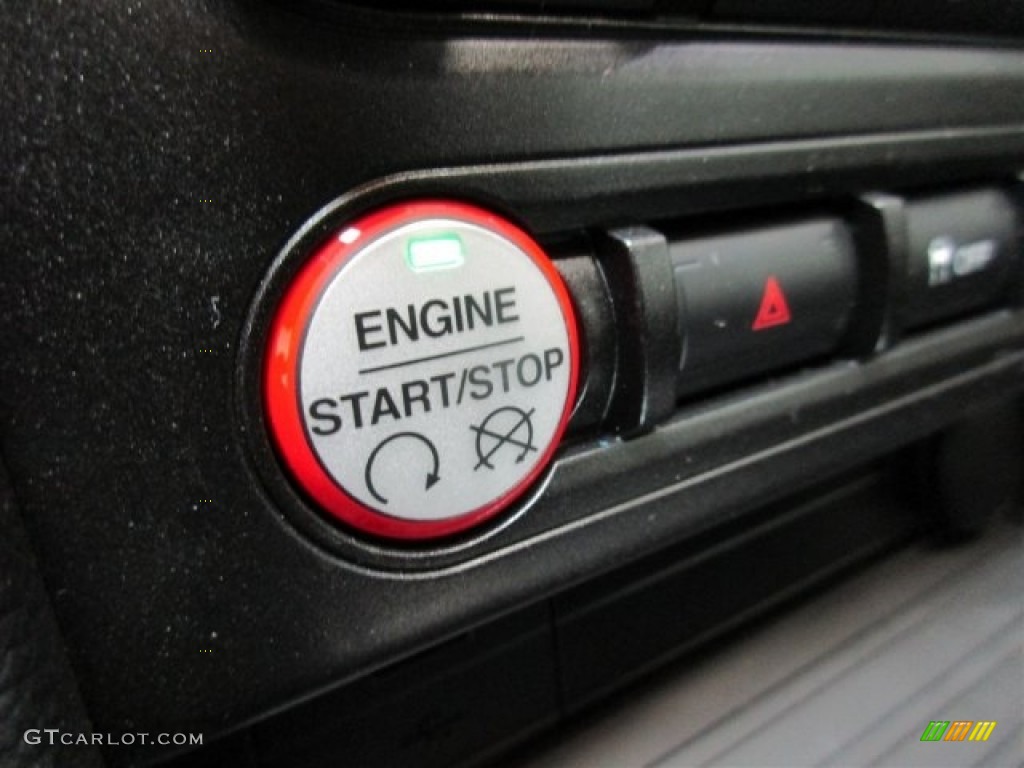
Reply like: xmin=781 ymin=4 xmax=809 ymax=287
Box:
xmin=2 ymin=2 xmax=1023 ymax=766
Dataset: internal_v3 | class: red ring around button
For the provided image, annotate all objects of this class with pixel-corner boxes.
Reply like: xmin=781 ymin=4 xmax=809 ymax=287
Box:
xmin=263 ymin=200 xmax=580 ymax=540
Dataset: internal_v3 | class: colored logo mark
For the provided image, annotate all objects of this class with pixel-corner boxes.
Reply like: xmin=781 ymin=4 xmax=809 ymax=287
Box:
xmin=920 ymin=720 xmax=997 ymax=742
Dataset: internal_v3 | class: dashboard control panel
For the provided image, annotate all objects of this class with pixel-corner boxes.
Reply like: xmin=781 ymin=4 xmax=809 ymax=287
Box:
xmin=6 ymin=5 xmax=1024 ymax=764
xmin=257 ymin=186 xmax=1021 ymax=543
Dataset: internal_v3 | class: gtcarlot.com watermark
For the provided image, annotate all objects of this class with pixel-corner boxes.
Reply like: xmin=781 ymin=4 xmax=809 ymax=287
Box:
xmin=24 ymin=729 xmax=202 ymax=747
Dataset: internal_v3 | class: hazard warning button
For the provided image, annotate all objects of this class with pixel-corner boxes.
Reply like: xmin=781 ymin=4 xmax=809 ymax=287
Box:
xmin=263 ymin=201 xmax=579 ymax=540
xmin=669 ymin=217 xmax=858 ymax=397
xmin=751 ymin=276 xmax=792 ymax=331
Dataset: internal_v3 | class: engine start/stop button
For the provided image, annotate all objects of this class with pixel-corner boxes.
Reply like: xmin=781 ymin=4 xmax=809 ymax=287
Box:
xmin=263 ymin=200 xmax=579 ymax=540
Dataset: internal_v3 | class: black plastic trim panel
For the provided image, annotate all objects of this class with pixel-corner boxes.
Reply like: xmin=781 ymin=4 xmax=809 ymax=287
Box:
xmin=5 ymin=4 xmax=1024 ymax=762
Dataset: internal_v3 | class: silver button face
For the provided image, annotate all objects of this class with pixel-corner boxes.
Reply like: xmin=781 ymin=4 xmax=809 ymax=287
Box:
xmin=264 ymin=201 xmax=579 ymax=540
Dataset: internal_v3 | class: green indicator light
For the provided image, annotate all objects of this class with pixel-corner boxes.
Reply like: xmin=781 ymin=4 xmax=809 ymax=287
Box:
xmin=405 ymin=234 xmax=465 ymax=273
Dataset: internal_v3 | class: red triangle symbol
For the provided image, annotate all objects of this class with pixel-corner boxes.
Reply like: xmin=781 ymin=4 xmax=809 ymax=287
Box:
xmin=752 ymin=276 xmax=792 ymax=331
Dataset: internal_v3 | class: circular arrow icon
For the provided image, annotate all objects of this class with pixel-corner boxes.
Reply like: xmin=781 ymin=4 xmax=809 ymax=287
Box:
xmin=364 ymin=432 xmax=441 ymax=505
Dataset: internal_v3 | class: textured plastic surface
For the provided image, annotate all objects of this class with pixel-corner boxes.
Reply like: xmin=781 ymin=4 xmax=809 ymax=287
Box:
xmin=312 ymin=0 xmax=1024 ymax=39
xmin=551 ymin=470 xmax=918 ymax=710
xmin=501 ymin=517 xmax=1023 ymax=768
xmin=4 ymin=1 xmax=1024 ymax=763
xmin=712 ymin=0 xmax=873 ymax=24
xmin=164 ymin=466 xmax=920 ymax=768
xmin=915 ymin=401 xmax=1024 ymax=537
xmin=0 ymin=464 xmax=103 ymax=768
xmin=161 ymin=606 xmax=560 ymax=768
